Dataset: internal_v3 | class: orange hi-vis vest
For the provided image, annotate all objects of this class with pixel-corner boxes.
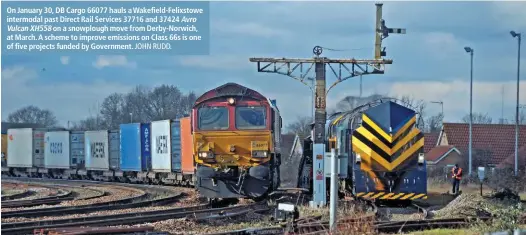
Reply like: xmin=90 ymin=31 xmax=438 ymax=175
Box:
xmin=452 ymin=167 xmax=462 ymax=180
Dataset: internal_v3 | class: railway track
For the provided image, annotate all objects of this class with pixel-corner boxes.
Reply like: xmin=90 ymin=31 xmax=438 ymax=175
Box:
xmin=1 ymin=179 xmax=189 ymax=218
xmin=1 ymin=190 xmax=34 ymax=201
xmin=2 ymin=201 xmax=270 ymax=235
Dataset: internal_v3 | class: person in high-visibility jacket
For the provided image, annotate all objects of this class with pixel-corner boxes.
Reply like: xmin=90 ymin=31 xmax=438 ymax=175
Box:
xmin=451 ymin=164 xmax=462 ymax=194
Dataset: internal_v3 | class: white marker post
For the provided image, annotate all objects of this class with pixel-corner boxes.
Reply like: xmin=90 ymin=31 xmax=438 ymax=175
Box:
xmin=329 ymin=148 xmax=338 ymax=232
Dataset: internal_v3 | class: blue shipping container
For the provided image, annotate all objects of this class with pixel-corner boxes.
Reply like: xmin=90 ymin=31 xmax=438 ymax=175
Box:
xmin=170 ymin=120 xmax=182 ymax=172
xmin=120 ymin=123 xmax=151 ymax=172
xmin=70 ymin=131 xmax=85 ymax=168
xmin=140 ymin=123 xmax=152 ymax=171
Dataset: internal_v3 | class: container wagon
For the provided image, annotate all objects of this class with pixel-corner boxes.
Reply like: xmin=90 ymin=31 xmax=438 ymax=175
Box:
xmin=84 ymin=130 xmax=121 ymax=180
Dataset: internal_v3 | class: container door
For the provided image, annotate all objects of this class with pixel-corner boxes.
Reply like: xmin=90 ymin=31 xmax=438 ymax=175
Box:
xmin=45 ymin=131 xmax=70 ymax=169
xmin=120 ymin=124 xmax=141 ymax=172
xmin=70 ymin=132 xmax=85 ymax=168
xmin=85 ymin=131 xmax=110 ymax=171
xmin=171 ymin=120 xmax=182 ymax=172
xmin=109 ymin=130 xmax=120 ymax=170
xmin=33 ymin=130 xmax=46 ymax=168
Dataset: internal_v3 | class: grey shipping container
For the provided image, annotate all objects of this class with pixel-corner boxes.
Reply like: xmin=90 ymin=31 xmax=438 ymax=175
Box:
xmin=170 ymin=120 xmax=182 ymax=172
xmin=109 ymin=130 xmax=120 ymax=170
xmin=70 ymin=131 xmax=85 ymax=168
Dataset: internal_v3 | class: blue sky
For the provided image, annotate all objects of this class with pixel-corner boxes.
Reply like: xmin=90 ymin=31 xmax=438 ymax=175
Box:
xmin=2 ymin=1 xmax=526 ymax=127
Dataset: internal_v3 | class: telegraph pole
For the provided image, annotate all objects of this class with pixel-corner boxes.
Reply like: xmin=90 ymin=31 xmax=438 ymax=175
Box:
xmin=249 ymin=3 xmax=405 ymax=207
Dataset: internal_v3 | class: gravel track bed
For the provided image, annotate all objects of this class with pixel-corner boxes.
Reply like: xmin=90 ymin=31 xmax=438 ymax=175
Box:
xmin=7 ymin=187 xmax=59 ymax=201
xmin=1 ymin=189 xmax=26 ymax=197
xmin=69 ymin=186 xmax=106 ymax=200
xmin=111 ymin=208 xmax=275 ymax=235
xmin=1 ymin=185 xmax=143 ymax=212
xmin=1 ymin=187 xmax=197 ymax=223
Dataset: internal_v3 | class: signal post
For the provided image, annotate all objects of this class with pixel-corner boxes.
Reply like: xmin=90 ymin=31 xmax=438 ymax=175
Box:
xmin=249 ymin=3 xmax=405 ymax=208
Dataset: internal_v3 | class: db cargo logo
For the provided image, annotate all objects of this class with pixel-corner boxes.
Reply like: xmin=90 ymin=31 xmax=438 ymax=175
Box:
xmin=144 ymin=128 xmax=150 ymax=152
xmin=8 ymin=135 xmax=13 ymax=141
xmin=156 ymin=135 xmax=168 ymax=154
xmin=91 ymin=142 xmax=105 ymax=158
xmin=50 ymin=142 xmax=63 ymax=154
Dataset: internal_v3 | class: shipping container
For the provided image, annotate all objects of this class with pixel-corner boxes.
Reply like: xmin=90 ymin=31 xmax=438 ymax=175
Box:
xmin=70 ymin=131 xmax=85 ymax=168
xmin=141 ymin=123 xmax=152 ymax=170
xmin=85 ymin=130 xmax=109 ymax=171
xmin=7 ymin=128 xmax=34 ymax=168
xmin=2 ymin=134 xmax=7 ymax=167
xmin=119 ymin=123 xmax=151 ymax=172
xmin=151 ymin=120 xmax=172 ymax=172
xmin=120 ymin=123 xmax=141 ymax=171
xmin=44 ymin=131 xmax=70 ymax=169
xmin=109 ymin=130 xmax=120 ymax=170
xmin=180 ymin=117 xmax=194 ymax=174
xmin=171 ymin=119 xmax=182 ymax=172
xmin=33 ymin=130 xmax=46 ymax=167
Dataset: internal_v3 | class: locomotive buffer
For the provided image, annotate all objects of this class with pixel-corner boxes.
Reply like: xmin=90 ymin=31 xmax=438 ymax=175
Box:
xmin=249 ymin=3 xmax=405 ymax=208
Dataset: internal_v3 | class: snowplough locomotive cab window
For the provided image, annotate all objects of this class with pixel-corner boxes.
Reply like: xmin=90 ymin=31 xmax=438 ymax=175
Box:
xmin=198 ymin=106 xmax=229 ymax=130
xmin=235 ymin=106 xmax=266 ymax=130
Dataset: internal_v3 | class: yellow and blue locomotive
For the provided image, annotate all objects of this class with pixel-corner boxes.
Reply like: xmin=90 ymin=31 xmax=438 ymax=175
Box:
xmin=299 ymin=99 xmax=427 ymax=202
xmin=192 ymin=83 xmax=283 ymax=200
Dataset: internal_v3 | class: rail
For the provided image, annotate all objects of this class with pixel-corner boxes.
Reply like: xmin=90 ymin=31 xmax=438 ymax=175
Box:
xmin=2 ymin=202 xmax=268 ymax=235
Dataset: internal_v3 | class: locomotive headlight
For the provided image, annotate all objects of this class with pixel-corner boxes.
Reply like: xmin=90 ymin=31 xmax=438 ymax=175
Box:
xmin=227 ymin=97 xmax=235 ymax=105
xmin=252 ymin=150 xmax=268 ymax=158
xmin=355 ymin=153 xmax=361 ymax=164
xmin=229 ymin=145 xmax=236 ymax=152
xmin=418 ymin=153 xmax=425 ymax=165
xmin=199 ymin=151 xmax=215 ymax=158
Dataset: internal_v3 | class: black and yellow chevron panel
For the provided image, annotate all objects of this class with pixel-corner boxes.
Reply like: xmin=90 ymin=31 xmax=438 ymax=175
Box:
xmin=351 ymin=101 xmax=424 ymax=172
xmin=356 ymin=192 xmax=428 ymax=200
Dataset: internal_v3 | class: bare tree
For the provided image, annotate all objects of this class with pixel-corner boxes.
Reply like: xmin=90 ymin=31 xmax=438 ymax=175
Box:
xmin=71 ymin=116 xmax=105 ymax=131
xmin=123 ymin=85 xmax=152 ymax=123
xmin=461 ymin=113 xmax=493 ymax=124
xmin=426 ymin=113 xmax=443 ymax=133
xmin=331 ymin=94 xmax=386 ymax=114
xmin=399 ymin=95 xmax=427 ymax=130
xmin=7 ymin=105 xmax=58 ymax=127
xmin=286 ymin=116 xmax=312 ymax=138
xmin=100 ymin=93 xmax=126 ymax=129
xmin=147 ymin=85 xmax=183 ymax=121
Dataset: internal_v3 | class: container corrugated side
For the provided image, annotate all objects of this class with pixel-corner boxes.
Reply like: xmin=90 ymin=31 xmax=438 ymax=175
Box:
xmin=151 ymin=120 xmax=171 ymax=172
xmin=70 ymin=131 xmax=85 ymax=168
xmin=180 ymin=117 xmax=194 ymax=174
xmin=171 ymin=119 xmax=182 ymax=172
xmin=140 ymin=123 xmax=152 ymax=171
xmin=120 ymin=123 xmax=141 ymax=171
xmin=85 ymin=130 xmax=109 ymax=171
xmin=32 ymin=130 xmax=46 ymax=167
xmin=2 ymin=134 xmax=7 ymax=167
xmin=44 ymin=131 xmax=71 ymax=169
xmin=7 ymin=128 xmax=33 ymax=168
xmin=109 ymin=130 xmax=120 ymax=170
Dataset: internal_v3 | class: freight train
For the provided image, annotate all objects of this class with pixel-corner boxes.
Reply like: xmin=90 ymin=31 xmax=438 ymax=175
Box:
xmin=1 ymin=119 xmax=197 ymax=187
xmin=298 ymin=99 xmax=427 ymax=202
xmin=192 ymin=83 xmax=282 ymax=200
xmin=1 ymin=83 xmax=282 ymax=202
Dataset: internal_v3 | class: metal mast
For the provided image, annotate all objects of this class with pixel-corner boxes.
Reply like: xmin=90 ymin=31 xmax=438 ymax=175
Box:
xmin=249 ymin=3 xmax=405 ymax=208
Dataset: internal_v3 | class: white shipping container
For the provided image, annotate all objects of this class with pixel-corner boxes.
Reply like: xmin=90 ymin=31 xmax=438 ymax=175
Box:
xmin=85 ymin=131 xmax=109 ymax=171
xmin=7 ymin=128 xmax=33 ymax=168
xmin=151 ymin=120 xmax=171 ymax=172
xmin=44 ymin=131 xmax=71 ymax=169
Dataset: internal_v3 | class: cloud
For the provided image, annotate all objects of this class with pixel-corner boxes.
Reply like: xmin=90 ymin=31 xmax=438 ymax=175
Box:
xmin=490 ymin=2 xmax=526 ymax=28
xmin=175 ymin=55 xmax=252 ymax=70
xmin=1 ymin=66 xmax=134 ymax=127
xmin=92 ymin=55 xmax=137 ymax=69
xmin=60 ymin=56 xmax=70 ymax=65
